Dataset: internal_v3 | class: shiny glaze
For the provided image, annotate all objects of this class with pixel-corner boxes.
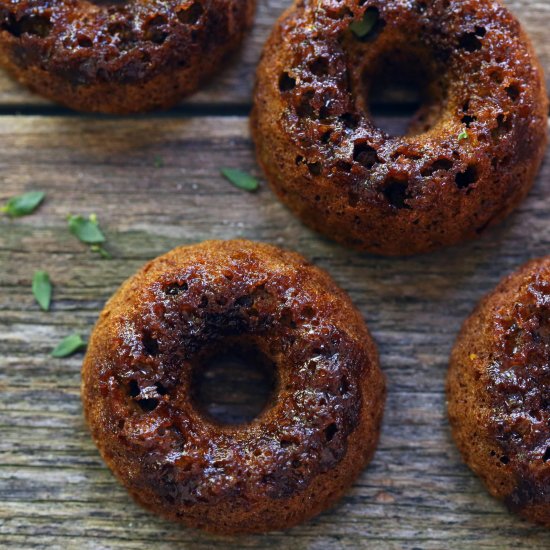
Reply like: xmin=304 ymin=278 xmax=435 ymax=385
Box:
xmin=252 ymin=0 xmax=548 ymax=255
xmin=0 ymin=0 xmax=242 ymax=84
xmin=490 ymin=262 xmax=550 ymax=511
xmin=82 ymin=241 xmax=385 ymax=532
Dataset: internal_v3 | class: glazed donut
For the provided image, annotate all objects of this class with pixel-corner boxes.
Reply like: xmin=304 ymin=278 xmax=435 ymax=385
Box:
xmin=0 ymin=1 xmax=255 ymax=113
xmin=252 ymin=0 xmax=548 ymax=256
xmin=448 ymin=257 xmax=550 ymax=526
xmin=81 ymin=240 xmax=386 ymax=534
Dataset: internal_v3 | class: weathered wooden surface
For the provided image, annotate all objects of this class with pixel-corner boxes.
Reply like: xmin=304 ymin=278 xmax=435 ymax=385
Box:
xmin=1 ymin=1 xmax=550 ymax=549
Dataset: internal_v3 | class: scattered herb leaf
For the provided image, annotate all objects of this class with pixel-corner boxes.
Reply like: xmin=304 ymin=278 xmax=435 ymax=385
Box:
xmin=221 ymin=169 xmax=259 ymax=192
xmin=1 ymin=191 xmax=45 ymax=217
xmin=32 ymin=270 xmax=52 ymax=311
xmin=91 ymin=244 xmax=111 ymax=259
xmin=154 ymin=156 xmax=164 ymax=168
xmin=68 ymin=214 xmax=110 ymax=258
xmin=350 ymin=10 xmax=378 ymax=39
xmin=68 ymin=213 xmax=106 ymax=244
xmin=458 ymin=130 xmax=469 ymax=141
xmin=51 ymin=334 xmax=86 ymax=358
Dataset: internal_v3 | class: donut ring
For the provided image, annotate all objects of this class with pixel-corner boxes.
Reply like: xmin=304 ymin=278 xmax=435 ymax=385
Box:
xmin=252 ymin=0 xmax=548 ymax=256
xmin=82 ymin=240 xmax=386 ymax=534
xmin=448 ymin=257 xmax=550 ymax=526
xmin=0 ymin=1 xmax=255 ymax=113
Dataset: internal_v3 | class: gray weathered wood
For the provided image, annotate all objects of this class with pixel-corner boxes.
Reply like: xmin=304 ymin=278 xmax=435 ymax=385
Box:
xmin=1 ymin=0 xmax=550 ymax=547
xmin=1 ymin=116 xmax=550 ymax=549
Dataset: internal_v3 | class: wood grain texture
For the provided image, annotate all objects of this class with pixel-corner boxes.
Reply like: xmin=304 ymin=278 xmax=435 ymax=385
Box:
xmin=0 ymin=0 xmax=547 ymax=109
xmin=1 ymin=116 xmax=550 ymax=549
xmin=1 ymin=1 xmax=550 ymax=548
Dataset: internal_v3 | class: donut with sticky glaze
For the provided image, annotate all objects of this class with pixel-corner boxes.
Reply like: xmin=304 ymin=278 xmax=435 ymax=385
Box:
xmin=0 ymin=1 xmax=255 ymax=113
xmin=82 ymin=240 xmax=386 ymax=534
xmin=252 ymin=0 xmax=548 ymax=255
xmin=448 ymin=257 xmax=550 ymax=526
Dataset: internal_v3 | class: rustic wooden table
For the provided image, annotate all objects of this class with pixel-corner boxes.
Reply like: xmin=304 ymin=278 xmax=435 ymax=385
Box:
xmin=1 ymin=1 xmax=549 ymax=548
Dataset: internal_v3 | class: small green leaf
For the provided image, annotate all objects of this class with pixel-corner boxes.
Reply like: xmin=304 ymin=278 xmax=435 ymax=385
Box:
xmin=68 ymin=213 xmax=106 ymax=244
xmin=32 ymin=270 xmax=52 ymax=311
xmin=154 ymin=156 xmax=164 ymax=168
xmin=458 ymin=130 xmax=469 ymax=141
xmin=51 ymin=334 xmax=86 ymax=358
xmin=91 ymin=244 xmax=112 ymax=259
xmin=350 ymin=9 xmax=379 ymax=39
xmin=1 ymin=191 xmax=45 ymax=217
xmin=221 ymin=169 xmax=259 ymax=192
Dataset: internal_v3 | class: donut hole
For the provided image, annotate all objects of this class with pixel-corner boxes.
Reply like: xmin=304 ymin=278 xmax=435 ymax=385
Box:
xmin=339 ymin=376 xmax=350 ymax=395
xmin=77 ymin=35 xmax=94 ymax=48
xmin=337 ymin=160 xmax=352 ymax=173
xmin=310 ymin=57 xmax=330 ymax=77
xmin=279 ymin=437 xmax=294 ymax=448
xmin=279 ymin=72 xmax=296 ymax=92
xmin=164 ymin=281 xmax=189 ymax=296
xmin=474 ymin=26 xmax=487 ymax=38
xmin=353 ymin=142 xmax=379 ymax=169
xmin=155 ymin=382 xmax=168 ymax=396
xmin=320 ymin=130 xmax=332 ymax=144
xmin=340 ymin=112 xmax=360 ymax=129
xmin=324 ymin=423 xmax=338 ymax=442
xmin=126 ymin=379 xmax=161 ymax=412
xmin=142 ymin=330 xmax=160 ymax=356
xmin=177 ymin=2 xmax=204 ymax=25
xmin=492 ymin=114 xmax=512 ymax=140
xmin=461 ymin=114 xmax=477 ymax=128
xmin=505 ymin=84 xmax=521 ymax=102
xmin=144 ymin=15 xmax=169 ymax=44
xmin=364 ymin=48 xmax=446 ymax=137
xmin=137 ymin=397 xmax=160 ymax=412
xmin=421 ymin=158 xmax=453 ymax=177
xmin=416 ymin=1 xmax=427 ymax=13
xmin=191 ymin=340 xmax=278 ymax=426
xmin=488 ymin=68 xmax=505 ymax=84
xmin=455 ymin=165 xmax=479 ymax=189
xmin=128 ymin=379 xmax=141 ymax=398
xmin=383 ymin=177 xmax=411 ymax=209
xmin=307 ymin=162 xmax=322 ymax=176
xmin=3 ymin=14 xmax=53 ymax=38
xmin=458 ymin=32 xmax=483 ymax=53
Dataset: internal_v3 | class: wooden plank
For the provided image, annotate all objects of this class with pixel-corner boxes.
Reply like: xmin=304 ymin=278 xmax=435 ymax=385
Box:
xmin=0 ymin=0 xmax=547 ymax=108
xmin=1 ymin=115 xmax=550 ymax=548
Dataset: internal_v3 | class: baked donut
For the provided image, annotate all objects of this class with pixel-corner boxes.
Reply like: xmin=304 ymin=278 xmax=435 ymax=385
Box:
xmin=252 ymin=0 xmax=548 ymax=256
xmin=82 ymin=240 xmax=386 ymax=534
xmin=448 ymin=257 xmax=550 ymax=526
xmin=0 ymin=1 xmax=255 ymax=114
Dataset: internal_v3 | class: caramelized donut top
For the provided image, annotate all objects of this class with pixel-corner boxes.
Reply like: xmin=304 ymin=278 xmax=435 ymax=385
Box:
xmin=487 ymin=260 xmax=550 ymax=510
xmin=84 ymin=241 xmax=377 ymax=506
xmin=0 ymin=1 xmax=244 ymax=84
xmin=271 ymin=0 xmax=546 ymax=211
